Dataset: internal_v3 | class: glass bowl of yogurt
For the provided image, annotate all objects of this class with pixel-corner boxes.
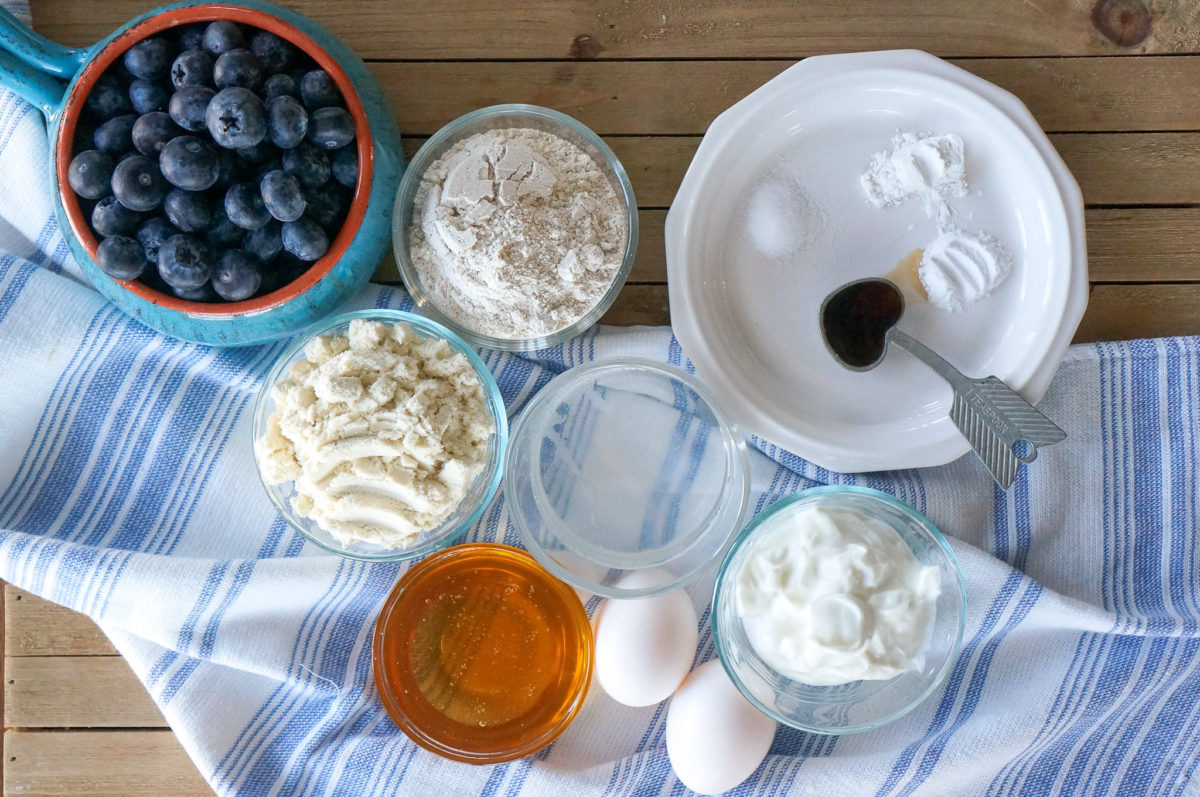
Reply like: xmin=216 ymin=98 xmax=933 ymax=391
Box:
xmin=711 ymin=486 xmax=966 ymax=734
xmin=391 ymin=104 xmax=638 ymax=351
xmin=251 ymin=309 xmax=508 ymax=561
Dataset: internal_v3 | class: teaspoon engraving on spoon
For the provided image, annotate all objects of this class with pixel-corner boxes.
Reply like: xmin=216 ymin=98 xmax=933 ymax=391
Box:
xmin=820 ymin=278 xmax=1066 ymax=489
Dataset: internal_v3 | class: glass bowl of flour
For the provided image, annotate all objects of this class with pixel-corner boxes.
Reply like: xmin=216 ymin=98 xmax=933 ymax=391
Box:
xmin=252 ymin=309 xmax=509 ymax=561
xmin=393 ymin=105 xmax=638 ymax=351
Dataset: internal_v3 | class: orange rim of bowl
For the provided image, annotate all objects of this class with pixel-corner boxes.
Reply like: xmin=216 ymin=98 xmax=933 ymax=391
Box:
xmin=56 ymin=3 xmax=374 ymax=316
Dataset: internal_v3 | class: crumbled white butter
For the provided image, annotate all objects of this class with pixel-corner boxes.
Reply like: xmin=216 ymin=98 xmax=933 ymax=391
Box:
xmin=255 ymin=319 xmax=493 ymax=550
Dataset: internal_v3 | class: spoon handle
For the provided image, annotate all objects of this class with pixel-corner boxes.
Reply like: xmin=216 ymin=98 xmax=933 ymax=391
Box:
xmin=887 ymin=329 xmax=1066 ymax=488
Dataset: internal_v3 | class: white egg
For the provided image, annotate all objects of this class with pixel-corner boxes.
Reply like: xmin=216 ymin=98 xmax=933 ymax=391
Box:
xmin=666 ymin=660 xmax=777 ymax=795
xmin=594 ymin=569 xmax=699 ymax=707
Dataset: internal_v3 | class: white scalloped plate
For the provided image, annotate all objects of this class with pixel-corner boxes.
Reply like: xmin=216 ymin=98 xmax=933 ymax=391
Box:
xmin=665 ymin=50 xmax=1087 ymax=473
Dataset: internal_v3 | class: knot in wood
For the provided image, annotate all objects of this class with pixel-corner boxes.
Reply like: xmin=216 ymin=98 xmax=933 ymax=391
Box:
xmin=570 ymin=34 xmax=603 ymax=59
xmin=1091 ymin=0 xmax=1153 ymax=47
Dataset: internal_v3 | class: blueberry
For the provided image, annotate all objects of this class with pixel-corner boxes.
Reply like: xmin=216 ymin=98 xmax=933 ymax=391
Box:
xmin=137 ymin=217 xmax=175 ymax=263
xmin=287 ymin=66 xmax=311 ymax=89
xmin=170 ymin=49 xmax=213 ymax=88
xmin=177 ymin=24 xmax=206 ymax=52
xmin=112 ymin=155 xmax=168 ymax=211
xmin=68 ymin=150 xmax=115 ymax=199
xmin=93 ymin=114 xmax=137 ymax=155
xmin=261 ymin=73 xmax=298 ymax=102
xmin=281 ymin=217 xmax=329 ymax=261
xmin=124 ymin=37 xmax=173 ymax=80
xmin=163 ymin=188 xmax=211 ymax=232
xmin=260 ymin=170 xmax=305 ymax=222
xmin=159 ymin=135 xmax=220 ymax=191
xmin=281 ymin=140 xmax=329 ymax=188
xmin=304 ymin=183 xmax=347 ymax=230
xmin=171 ymin=283 xmax=216 ymax=302
xmin=249 ymin=31 xmax=295 ymax=73
xmin=236 ymin=139 xmax=274 ymax=163
xmin=169 ymin=85 xmax=216 ymax=131
xmin=206 ymin=209 xmax=245 ymax=248
xmin=278 ymin=255 xmax=311 ymax=282
xmin=254 ymin=157 xmax=284 ymax=182
xmin=225 ymin=182 xmax=271 ymax=230
xmin=131 ymin=111 xmax=180 ymax=156
xmin=206 ymin=87 xmax=267 ymax=149
xmin=267 ymin=95 xmax=307 ymax=149
xmin=299 ymin=70 xmax=340 ymax=110
xmin=214 ymin=48 xmax=263 ymax=90
xmin=139 ymin=265 xmax=172 ymax=294
xmin=96 ymin=235 xmax=146 ymax=280
xmin=85 ymin=73 xmax=133 ymax=119
xmin=329 ymin=145 xmax=357 ymax=189
xmin=92 ymin=195 xmax=141 ymax=237
xmin=129 ymin=79 xmax=169 ymax=114
xmin=73 ymin=119 xmax=98 ymax=155
xmin=157 ymin=234 xmax=212 ymax=289
xmin=214 ymin=148 xmax=242 ymax=188
xmin=243 ymin=220 xmax=282 ymax=262
xmin=203 ymin=21 xmax=245 ymax=56
xmin=306 ymin=107 xmax=355 ymax=150
xmin=212 ymin=249 xmax=261 ymax=301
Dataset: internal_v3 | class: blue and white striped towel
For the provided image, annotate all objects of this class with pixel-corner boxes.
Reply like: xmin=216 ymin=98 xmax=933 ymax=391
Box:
xmin=3 ymin=31 xmax=1200 ymax=796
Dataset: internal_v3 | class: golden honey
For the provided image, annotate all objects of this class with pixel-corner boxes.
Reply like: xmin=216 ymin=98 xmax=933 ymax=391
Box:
xmin=373 ymin=544 xmax=592 ymax=764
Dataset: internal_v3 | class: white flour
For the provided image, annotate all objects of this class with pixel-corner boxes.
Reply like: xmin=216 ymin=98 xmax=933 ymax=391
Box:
xmin=862 ymin=131 xmax=1012 ymax=312
xmin=409 ymin=128 xmax=627 ymax=340
xmin=862 ymin=132 xmax=967 ymax=229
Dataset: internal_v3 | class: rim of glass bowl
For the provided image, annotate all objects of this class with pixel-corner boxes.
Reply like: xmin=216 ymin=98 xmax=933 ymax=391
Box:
xmin=504 ymin=357 xmax=751 ymax=599
xmin=391 ymin=104 xmax=639 ymax=352
xmin=711 ymin=485 xmax=968 ymax=734
xmin=251 ymin=309 xmax=510 ymax=562
xmin=372 ymin=543 xmax=594 ymax=764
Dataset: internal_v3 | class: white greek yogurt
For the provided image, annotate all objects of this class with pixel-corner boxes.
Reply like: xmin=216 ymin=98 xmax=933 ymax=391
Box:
xmin=734 ymin=504 xmax=940 ymax=686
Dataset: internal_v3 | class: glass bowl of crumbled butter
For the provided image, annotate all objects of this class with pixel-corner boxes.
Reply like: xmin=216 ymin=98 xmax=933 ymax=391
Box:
xmin=392 ymin=104 xmax=639 ymax=351
xmin=251 ymin=309 xmax=509 ymax=561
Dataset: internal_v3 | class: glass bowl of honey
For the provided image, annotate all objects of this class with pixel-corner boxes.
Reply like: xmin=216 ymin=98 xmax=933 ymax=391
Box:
xmin=372 ymin=543 xmax=593 ymax=763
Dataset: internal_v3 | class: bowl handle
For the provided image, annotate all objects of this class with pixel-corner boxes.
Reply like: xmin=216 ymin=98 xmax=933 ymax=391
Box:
xmin=0 ymin=6 xmax=84 ymax=116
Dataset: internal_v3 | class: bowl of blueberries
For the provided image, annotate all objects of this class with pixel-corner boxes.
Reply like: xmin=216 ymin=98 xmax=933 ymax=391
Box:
xmin=0 ymin=1 xmax=403 ymax=346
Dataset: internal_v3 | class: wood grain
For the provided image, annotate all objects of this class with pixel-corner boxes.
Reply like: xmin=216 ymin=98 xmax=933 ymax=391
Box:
xmin=29 ymin=0 xmax=1200 ymax=59
xmin=4 ymin=587 xmax=115 ymax=657
xmin=373 ymin=58 xmax=1200 ymax=136
xmin=379 ymin=206 xmax=1200 ymax=287
xmin=598 ymin=284 xmax=1200 ymax=340
xmin=5 ymin=657 xmax=164 ymax=729
xmin=1086 ymin=209 xmax=1200 ymax=282
xmin=1075 ymin=284 xmax=1200 ymax=341
xmin=4 ymin=730 xmax=211 ymax=796
xmin=399 ymin=134 xmax=1200 ymax=211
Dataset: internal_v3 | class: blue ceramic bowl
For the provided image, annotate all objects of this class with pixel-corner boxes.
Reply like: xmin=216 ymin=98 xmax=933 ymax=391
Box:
xmin=0 ymin=1 xmax=403 ymax=346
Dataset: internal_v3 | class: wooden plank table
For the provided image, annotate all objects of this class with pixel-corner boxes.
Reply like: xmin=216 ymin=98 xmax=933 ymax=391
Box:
xmin=5 ymin=0 xmax=1200 ymax=793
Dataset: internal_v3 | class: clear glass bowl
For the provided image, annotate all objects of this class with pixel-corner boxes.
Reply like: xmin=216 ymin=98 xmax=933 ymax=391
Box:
xmin=504 ymin=358 xmax=750 ymax=598
xmin=391 ymin=104 xmax=639 ymax=351
xmin=712 ymin=486 xmax=966 ymax=734
xmin=251 ymin=309 xmax=509 ymax=561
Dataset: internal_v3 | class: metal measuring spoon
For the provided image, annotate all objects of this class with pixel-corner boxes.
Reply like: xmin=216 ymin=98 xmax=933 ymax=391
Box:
xmin=819 ymin=278 xmax=1066 ymax=489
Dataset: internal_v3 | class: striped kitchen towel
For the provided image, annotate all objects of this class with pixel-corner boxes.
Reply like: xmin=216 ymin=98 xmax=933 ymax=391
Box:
xmin=2 ymin=51 xmax=1200 ymax=797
